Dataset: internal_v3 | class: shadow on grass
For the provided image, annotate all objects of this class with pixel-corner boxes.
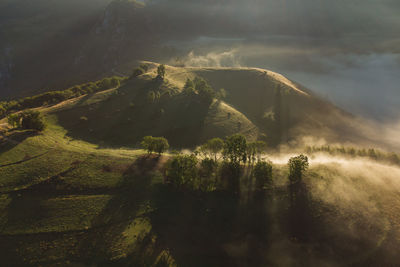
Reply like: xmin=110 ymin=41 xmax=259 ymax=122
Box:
xmin=0 ymin=130 xmax=39 ymax=155
xmin=72 ymin=155 xmax=162 ymax=265
xmin=55 ymin=78 xmax=212 ymax=149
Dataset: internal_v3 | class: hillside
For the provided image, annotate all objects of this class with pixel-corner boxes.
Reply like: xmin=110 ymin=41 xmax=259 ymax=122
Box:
xmin=40 ymin=63 xmax=372 ymax=150
xmin=1 ymin=115 xmax=400 ymax=265
xmin=1 ymin=64 xmax=400 ymax=266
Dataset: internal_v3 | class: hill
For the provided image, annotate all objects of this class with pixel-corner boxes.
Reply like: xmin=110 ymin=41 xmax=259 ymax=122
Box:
xmin=1 ymin=64 xmax=399 ymax=266
xmin=47 ymin=63 xmax=373 ymax=149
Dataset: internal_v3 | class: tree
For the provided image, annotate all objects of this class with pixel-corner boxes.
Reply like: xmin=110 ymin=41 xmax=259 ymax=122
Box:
xmin=194 ymin=77 xmax=215 ymax=105
xmin=216 ymin=88 xmax=227 ymax=100
xmin=206 ymin=138 xmax=224 ymax=161
xmin=220 ymin=161 xmax=242 ymax=193
xmin=253 ymin=160 xmax=273 ymax=190
xmin=288 ymin=154 xmax=309 ymax=185
xmin=157 ymin=64 xmax=166 ymax=79
xmin=368 ymin=148 xmax=377 ymax=160
xmin=199 ymin=138 xmax=224 ymax=161
xmin=254 ymin=141 xmax=267 ymax=161
xmin=147 ymin=91 xmax=156 ymax=103
xmin=246 ymin=142 xmax=257 ymax=164
xmin=183 ymin=78 xmax=195 ymax=95
xmin=20 ymin=110 xmax=45 ymax=131
xmin=288 ymin=154 xmax=309 ymax=207
xmin=140 ymin=63 xmax=149 ymax=72
xmin=200 ymin=158 xmax=217 ymax=178
xmin=388 ymin=153 xmax=400 ymax=165
xmin=141 ymin=136 xmax=169 ymax=155
xmin=0 ymin=104 xmax=5 ymax=117
xmin=223 ymin=134 xmax=247 ymax=164
xmin=153 ymin=137 xmax=169 ymax=155
xmin=165 ymin=154 xmax=198 ymax=189
xmin=7 ymin=113 xmax=22 ymax=128
xmin=273 ymin=85 xmax=282 ymax=144
xmin=131 ymin=67 xmax=145 ymax=78
xmin=199 ymin=158 xmax=218 ymax=190
xmin=141 ymin=136 xmax=155 ymax=154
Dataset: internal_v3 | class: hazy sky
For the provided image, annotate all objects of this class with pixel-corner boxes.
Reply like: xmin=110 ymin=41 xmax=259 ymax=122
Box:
xmin=157 ymin=0 xmax=400 ymax=121
xmin=1 ymin=0 xmax=399 ymax=122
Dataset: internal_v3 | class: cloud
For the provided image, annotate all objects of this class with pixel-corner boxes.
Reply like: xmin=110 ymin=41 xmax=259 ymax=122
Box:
xmin=183 ymin=50 xmax=242 ymax=68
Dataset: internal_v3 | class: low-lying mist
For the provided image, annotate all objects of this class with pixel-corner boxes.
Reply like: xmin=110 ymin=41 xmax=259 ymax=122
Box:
xmin=264 ymin=151 xmax=400 ymax=265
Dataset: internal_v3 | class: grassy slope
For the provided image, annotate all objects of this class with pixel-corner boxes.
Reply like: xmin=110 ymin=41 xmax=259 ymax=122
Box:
xmin=52 ymin=65 xmax=260 ymax=148
xmin=0 ymin=102 xmax=160 ymax=265
xmin=1 ymin=65 xmax=398 ymax=266
xmin=48 ymin=63 xmax=370 ymax=150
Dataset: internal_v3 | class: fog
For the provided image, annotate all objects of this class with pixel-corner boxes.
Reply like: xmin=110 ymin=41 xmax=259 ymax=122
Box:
xmin=267 ymin=151 xmax=400 ymax=254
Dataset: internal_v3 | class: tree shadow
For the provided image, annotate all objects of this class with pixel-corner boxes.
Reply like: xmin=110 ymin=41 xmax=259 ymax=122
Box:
xmin=54 ymin=79 xmax=213 ymax=149
xmin=72 ymin=155 xmax=162 ymax=265
xmin=0 ymin=130 xmax=39 ymax=155
xmin=148 ymin=187 xmax=240 ymax=267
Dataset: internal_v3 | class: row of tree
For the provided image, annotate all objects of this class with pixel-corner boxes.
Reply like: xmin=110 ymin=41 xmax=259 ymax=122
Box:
xmin=0 ymin=76 xmax=125 ymax=118
xmin=183 ymin=77 xmax=226 ymax=106
xmin=306 ymin=145 xmax=400 ymax=165
xmin=197 ymin=135 xmax=267 ymax=165
xmin=140 ymin=134 xmax=309 ymax=196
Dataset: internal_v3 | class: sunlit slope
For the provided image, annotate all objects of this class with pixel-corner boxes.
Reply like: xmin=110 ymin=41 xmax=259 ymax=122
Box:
xmin=167 ymin=65 xmax=370 ymax=146
xmin=50 ymin=63 xmax=371 ymax=149
xmin=54 ymin=65 xmax=259 ymax=148
xmin=0 ymin=83 xmax=400 ymax=265
xmin=0 ymin=113 xmax=163 ymax=265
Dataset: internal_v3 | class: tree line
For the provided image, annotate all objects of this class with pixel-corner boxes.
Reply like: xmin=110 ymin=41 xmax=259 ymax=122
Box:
xmin=306 ymin=145 xmax=400 ymax=165
xmin=0 ymin=76 xmax=125 ymax=118
xmin=141 ymin=134 xmax=309 ymax=201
